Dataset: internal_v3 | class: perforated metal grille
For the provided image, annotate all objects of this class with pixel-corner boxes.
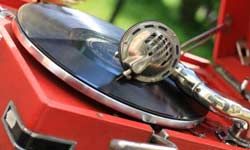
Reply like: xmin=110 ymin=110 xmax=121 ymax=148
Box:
xmin=119 ymin=21 xmax=180 ymax=82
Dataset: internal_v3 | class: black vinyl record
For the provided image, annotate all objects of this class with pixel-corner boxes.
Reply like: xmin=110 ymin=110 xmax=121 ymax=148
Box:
xmin=14 ymin=3 xmax=208 ymax=128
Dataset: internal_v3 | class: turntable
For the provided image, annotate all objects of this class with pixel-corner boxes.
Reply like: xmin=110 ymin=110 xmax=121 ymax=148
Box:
xmin=0 ymin=1 xmax=250 ymax=150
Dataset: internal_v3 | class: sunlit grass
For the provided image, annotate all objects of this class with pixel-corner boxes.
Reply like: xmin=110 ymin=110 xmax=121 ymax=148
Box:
xmin=72 ymin=0 xmax=213 ymax=60
xmin=72 ymin=0 xmax=116 ymax=20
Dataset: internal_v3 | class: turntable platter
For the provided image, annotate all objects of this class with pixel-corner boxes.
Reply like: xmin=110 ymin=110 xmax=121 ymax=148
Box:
xmin=13 ymin=3 xmax=208 ymax=129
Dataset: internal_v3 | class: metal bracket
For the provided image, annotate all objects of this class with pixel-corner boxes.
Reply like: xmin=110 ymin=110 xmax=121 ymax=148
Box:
xmin=240 ymin=77 xmax=250 ymax=100
xmin=2 ymin=101 xmax=76 ymax=150
xmin=215 ymin=65 xmax=250 ymax=101
xmin=237 ymin=40 xmax=250 ymax=66
xmin=216 ymin=118 xmax=250 ymax=148
xmin=109 ymin=130 xmax=178 ymax=150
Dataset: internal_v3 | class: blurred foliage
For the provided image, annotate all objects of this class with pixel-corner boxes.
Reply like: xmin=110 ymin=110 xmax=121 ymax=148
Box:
xmin=73 ymin=0 xmax=220 ymax=60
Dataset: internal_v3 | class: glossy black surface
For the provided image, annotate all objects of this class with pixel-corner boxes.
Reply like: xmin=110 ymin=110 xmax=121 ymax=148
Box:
xmin=16 ymin=3 xmax=208 ymax=121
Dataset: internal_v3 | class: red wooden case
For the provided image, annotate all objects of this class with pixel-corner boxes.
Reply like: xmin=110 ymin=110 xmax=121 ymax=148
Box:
xmin=214 ymin=0 xmax=250 ymax=85
xmin=0 ymin=0 xmax=249 ymax=150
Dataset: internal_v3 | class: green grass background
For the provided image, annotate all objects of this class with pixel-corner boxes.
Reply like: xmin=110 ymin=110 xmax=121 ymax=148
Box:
xmin=73 ymin=0 xmax=217 ymax=60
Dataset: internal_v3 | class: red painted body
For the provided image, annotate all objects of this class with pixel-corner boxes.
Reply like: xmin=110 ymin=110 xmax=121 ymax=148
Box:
xmin=0 ymin=0 xmax=249 ymax=149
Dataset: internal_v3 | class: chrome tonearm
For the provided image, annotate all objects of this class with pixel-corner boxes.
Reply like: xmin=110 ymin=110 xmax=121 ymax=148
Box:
xmin=171 ymin=63 xmax=250 ymax=147
xmin=119 ymin=21 xmax=250 ymax=148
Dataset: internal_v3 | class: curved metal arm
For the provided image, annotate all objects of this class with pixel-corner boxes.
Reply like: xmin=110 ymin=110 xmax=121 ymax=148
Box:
xmin=172 ymin=63 xmax=250 ymax=122
xmin=171 ymin=63 xmax=250 ymax=147
xmin=118 ymin=20 xmax=250 ymax=147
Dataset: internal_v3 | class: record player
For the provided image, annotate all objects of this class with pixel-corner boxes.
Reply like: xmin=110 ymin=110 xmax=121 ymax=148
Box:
xmin=0 ymin=0 xmax=249 ymax=150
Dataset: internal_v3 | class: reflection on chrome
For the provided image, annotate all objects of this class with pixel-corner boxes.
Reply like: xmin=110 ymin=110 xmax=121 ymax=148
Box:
xmin=171 ymin=63 xmax=250 ymax=148
xmin=119 ymin=20 xmax=250 ymax=148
